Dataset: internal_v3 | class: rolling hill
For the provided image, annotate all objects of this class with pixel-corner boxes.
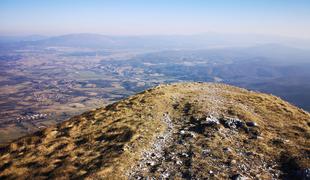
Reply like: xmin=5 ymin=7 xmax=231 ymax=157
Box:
xmin=0 ymin=83 xmax=309 ymax=179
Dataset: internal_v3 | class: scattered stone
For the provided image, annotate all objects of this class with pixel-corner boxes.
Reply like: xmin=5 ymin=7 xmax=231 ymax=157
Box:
xmin=223 ymin=147 xmax=232 ymax=153
xmin=162 ymin=172 xmax=170 ymax=178
xmin=246 ymin=121 xmax=258 ymax=127
xmin=231 ymin=174 xmax=246 ymax=180
xmin=221 ymin=117 xmax=244 ymax=129
xmin=202 ymin=149 xmax=211 ymax=156
xmin=181 ymin=152 xmax=189 ymax=157
xmin=230 ymin=159 xmax=237 ymax=165
xmin=146 ymin=161 xmax=156 ymax=166
xmin=158 ymin=136 xmax=165 ymax=139
xmin=189 ymin=132 xmax=196 ymax=138
xmin=205 ymin=115 xmax=220 ymax=126
xmin=129 ymin=113 xmax=174 ymax=178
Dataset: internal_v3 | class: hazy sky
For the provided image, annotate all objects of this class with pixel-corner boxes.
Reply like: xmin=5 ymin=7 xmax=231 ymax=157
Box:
xmin=1 ymin=0 xmax=310 ymax=38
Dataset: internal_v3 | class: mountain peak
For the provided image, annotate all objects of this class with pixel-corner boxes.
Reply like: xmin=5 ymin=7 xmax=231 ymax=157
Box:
xmin=0 ymin=83 xmax=309 ymax=179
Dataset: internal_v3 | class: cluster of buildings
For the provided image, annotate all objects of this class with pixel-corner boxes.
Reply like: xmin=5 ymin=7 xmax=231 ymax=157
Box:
xmin=16 ymin=113 xmax=48 ymax=122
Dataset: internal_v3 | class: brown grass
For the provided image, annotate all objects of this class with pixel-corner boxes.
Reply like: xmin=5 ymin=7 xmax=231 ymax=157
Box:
xmin=0 ymin=82 xmax=309 ymax=179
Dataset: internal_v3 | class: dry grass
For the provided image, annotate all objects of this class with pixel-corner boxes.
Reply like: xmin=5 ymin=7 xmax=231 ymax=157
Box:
xmin=0 ymin=82 xmax=309 ymax=179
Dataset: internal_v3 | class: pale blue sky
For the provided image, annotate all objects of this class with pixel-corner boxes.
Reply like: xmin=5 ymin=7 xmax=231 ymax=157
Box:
xmin=1 ymin=0 xmax=310 ymax=38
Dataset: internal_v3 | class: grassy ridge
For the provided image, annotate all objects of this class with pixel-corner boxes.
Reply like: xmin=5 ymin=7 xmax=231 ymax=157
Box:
xmin=0 ymin=83 xmax=309 ymax=179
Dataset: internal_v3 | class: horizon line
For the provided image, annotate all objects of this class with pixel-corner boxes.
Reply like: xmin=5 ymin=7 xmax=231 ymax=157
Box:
xmin=1 ymin=32 xmax=310 ymax=40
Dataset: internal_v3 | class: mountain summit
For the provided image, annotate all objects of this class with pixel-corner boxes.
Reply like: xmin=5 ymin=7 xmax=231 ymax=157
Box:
xmin=0 ymin=83 xmax=309 ymax=179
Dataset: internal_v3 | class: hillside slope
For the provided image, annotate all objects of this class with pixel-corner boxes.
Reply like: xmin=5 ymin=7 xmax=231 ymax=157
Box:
xmin=0 ymin=83 xmax=309 ymax=179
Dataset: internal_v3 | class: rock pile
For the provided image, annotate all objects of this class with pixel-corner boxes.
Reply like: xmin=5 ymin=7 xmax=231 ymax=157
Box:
xmin=220 ymin=117 xmax=244 ymax=129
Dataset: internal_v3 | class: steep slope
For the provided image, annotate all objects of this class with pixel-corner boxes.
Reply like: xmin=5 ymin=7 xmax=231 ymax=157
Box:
xmin=0 ymin=83 xmax=309 ymax=179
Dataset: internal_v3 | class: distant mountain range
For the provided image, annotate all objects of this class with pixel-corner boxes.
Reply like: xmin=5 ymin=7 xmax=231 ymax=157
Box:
xmin=1 ymin=33 xmax=310 ymax=50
